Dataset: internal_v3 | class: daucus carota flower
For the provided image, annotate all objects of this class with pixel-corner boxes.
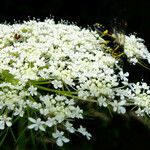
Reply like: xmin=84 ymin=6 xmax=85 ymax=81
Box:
xmin=28 ymin=117 xmax=45 ymax=131
xmin=110 ymin=100 xmax=126 ymax=114
xmin=52 ymin=130 xmax=70 ymax=146
xmin=0 ymin=115 xmax=12 ymax=130
xmin=0 ymin=18 xmax=150 ymax=147
xmin=77 ymin=125 xmax=92 ymax=140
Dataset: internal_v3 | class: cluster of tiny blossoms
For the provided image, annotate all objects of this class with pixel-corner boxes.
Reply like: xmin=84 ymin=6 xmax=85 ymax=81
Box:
xmin=0 ymin=19 xmax=150 ymax=146
xmin=124 ymin=34 xmax=150 ymax=64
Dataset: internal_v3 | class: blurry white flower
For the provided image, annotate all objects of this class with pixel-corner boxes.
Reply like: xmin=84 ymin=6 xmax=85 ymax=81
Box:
xmin=98 ymin=96 xmax=107 ymax=107
xmin=51 ymin=80 xmax=62 ymax=89
xmin=28 ymin=86 xmax=37 ymax=96
xmin=110 ymin=100 xmax=126 ymax=114
xmin=65 ymin=121 xmax=75 ymax=133
xmin=71 ymin=106 xmax=83 ymax=119
xmin=0 ymin=115 xmax=12 ymax=130
xmin=52 ymin=130 xmax=70 ymax=146
xmin=77 ymin=125 xmax=92 ymax=140
xmin=124 ymin=34 xmax=149 ymax=64
xmin=55 ymin=114 xmax=65 ymax=123
xmin=28 ymin=117 xmax=45 ymax=131
xmin=45 ymin=117 xmax=56 ymax=127
xmin=119 ymin=71 xmax=129 ymax=82
xmin=135 ymin=108 xmax=145 ymax=116
xmin=13 ymin=107 xmax=24 ymax=117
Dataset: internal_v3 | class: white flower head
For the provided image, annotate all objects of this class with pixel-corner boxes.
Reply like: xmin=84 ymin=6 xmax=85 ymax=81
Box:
xmin=0 ymin=18 xmax=150 ymax=147
xmin=124 ymin=34 xmax=149 ymax=63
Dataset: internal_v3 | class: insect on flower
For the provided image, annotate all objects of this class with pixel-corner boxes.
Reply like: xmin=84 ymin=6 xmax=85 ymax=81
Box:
xmin=94 ymin=20 xmax=127 ymax=61
xmin=14 ymin=33 xmax=21 ymax=40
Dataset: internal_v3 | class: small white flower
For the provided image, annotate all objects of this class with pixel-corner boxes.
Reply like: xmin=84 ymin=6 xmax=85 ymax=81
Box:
xmin=55 ymin=95 xmax=66 ymax=101
xmin=65 ymin=121 xmax=75 ymax=133
xmin=78 ymin=90 xmax=90 ymax=99
xmin=65 ymin=99 xmax=75 ymax=105
xmin=55 ymin=114 xmax=65 ymax=123
xmin=13 ymin=107 xmax=24 ymax=117
xmin=77 ymin=125 xmax=92 ymax=140
xmin=135 ymin=108 xmax=145 ymax=116
xmin=45 ymin=117 xmax=56 ymax=127
xmin=52 ymin=130 xmax=70 ymax=146
xmin=0 ymin=101 xmax=5 ymax=110
xmin=98 ymin=96 xmax=107 ymax=107
xmin=0 ymin=115 xmax=12 ymax=130
xmin=141 ymin=82 xmax=149 ymax=90
xmin=28 ymin=86 xmax=37 ymax=96
xmin=28 ymin=117 xmax=45 ymax=131
xmin=71 ymin=106 xmax=83 ymax=119
xmin=119 ymin=71 xmax=129 ymax=82
xmin=51 ymin=80 xmax=62 ymax=89
xmin=110 ymin=100 xmax=126 ymax=114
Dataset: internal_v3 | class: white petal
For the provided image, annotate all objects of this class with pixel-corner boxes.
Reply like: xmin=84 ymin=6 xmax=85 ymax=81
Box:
xmin=120 ymin=107 xmax=126 ymax=114
xmin=6 ymin=121 xmax=12 ymax=127
xmin=62 ymin=137 xmax=70 ymax=143
xmin=39 ymin=125 xmax=45 ymax=131
xmin=119 ymin=100 xmax=126 ymax=105
xmin=86 ymin=133 xmax=92 ymax=140
xmin=0 ymin=121 xmax=4 ymax=130
xmin=52 ymin=133 xmax=57 ymax=138
xmin=28 ymin=117 xmax=36 ymax=123
xmin=56 ymin=138 xmax=63 ymax=147
xmin=113 ymin=107 xmax=117 ymax=112
xmin=34 ymin=126 xmax=39 ymax=131
xmin=28 ymin=124 xmax=36 ymax=129
xmin=45 ymin=121 xmax=53 ymax=127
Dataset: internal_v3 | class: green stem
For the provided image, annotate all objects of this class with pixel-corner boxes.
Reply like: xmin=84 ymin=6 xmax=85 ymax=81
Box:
xmin=9 ymin=127 xmax=17 ymax=143
xmin=31 ymin=81 xmax=51 ymax=85
xmin=31 ymin=130 xmax=36 ymax=149
xmin=16 ymin=119 xmax=26 ymax=150
xmin=34 ymin=85 xmax=97 ymax=103
xmin=35 ymin=85 xmax=77 ymax=95
xmin=0 ymin=128 xmax=9 ymax=147
xmin=137 ymin=60 xmax=150 ymax=71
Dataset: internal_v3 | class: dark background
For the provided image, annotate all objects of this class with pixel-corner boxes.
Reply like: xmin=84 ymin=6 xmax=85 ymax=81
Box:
xmin=0 ymin=0 xmax=150 ymax=149
xmin=0 ymin=0 xmax=150 ymax=49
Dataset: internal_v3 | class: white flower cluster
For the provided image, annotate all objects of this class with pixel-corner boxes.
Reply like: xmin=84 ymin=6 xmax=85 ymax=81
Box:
xmin=0 ymin=19 xmax=150 ymax=146
xmin=124 ymin=34 xmax=150 ymax=64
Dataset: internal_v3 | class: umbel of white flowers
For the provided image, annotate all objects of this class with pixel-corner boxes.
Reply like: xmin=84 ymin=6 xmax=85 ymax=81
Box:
xmin=0 ymin=18 xmax=150 ymax=146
